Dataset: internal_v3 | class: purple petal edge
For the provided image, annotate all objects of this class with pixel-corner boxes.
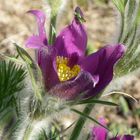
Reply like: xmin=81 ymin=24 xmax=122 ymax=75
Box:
xmin=80 ymin=44 xmax=126 ymax=98
xmin=48 ymin=71 xmax=99 ymax=100
xmin=54 ymin=18 xmax=87 ymax=57
xmin=110 ymin=135 xmax=134 ymax=140
xmin=37 ymin=47 xmax=59 ymax=89
xmin=25 ymin=10 xmax=48 ymax=49
xmin=25 ymin=35 xmax=44 ymax=48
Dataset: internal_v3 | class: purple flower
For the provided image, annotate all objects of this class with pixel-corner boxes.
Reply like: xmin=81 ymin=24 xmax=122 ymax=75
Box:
xmin=25 ymin=7 xmax=125 ymax=100
xmin=110 ymin=135 xmax=134 ymax=140
xmin=91 ymin=118 xmax=134 ymax=140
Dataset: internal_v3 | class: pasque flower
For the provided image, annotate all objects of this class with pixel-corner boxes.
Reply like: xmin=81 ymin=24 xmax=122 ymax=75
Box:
xmin=25 ymin=7 xmax=125 ymax=100
xmin=91 ymin=118 xmax=134 ymax=140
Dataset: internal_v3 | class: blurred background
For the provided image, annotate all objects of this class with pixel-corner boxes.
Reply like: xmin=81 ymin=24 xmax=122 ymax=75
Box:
xmin=0 ymin=0 xmax=140 ymax=139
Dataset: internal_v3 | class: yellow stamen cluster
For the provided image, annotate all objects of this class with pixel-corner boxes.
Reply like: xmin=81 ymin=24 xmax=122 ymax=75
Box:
xmin=56 ymin=56 xmax=81 ymax=82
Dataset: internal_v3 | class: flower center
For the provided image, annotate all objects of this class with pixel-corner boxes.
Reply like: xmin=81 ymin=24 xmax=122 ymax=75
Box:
xmin=56 ymin=56 xmax=81 ymax=82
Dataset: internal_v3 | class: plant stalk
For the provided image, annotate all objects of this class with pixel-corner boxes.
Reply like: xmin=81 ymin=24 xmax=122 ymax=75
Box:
xmin=49 ymin=12 xmax=57 ymax=45
xmin=69 ymin=104 xmax=94 ymax=140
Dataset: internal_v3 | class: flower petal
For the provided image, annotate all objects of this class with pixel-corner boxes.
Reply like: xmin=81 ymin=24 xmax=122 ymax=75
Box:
xmin=26 ymin=10 xmax=48 ymax=48
xmin=54 ymin=18 xmax=87 ymax=57
xmin=49 ymin=71 xmax=98 ymax=100
xmin=37 ymin=47 xmax=59 ymax=89
xmin=110 ymin=135 xmax=134 ymax=140
xmin=79 ymin=44 xmax=125 ymax=98
xmin=91 ymin=118 xmax=108 ymax=140
xmin=121 ymin=135 xmax=134 ymax=140
xmin=25 ymin=35 xmax=44 ymax=48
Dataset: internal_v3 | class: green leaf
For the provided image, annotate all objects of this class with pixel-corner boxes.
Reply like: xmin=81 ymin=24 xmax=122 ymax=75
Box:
xmin=0 ymin=107 xmax=16 ymax=140
xmin=37 ymin=129 xmax=48 ymax=140
xmin=47 ymin=125 xmax=61 ymax=140
xmin=112 ymin=0 xmax=127 ymax=13
xmin=114 ymin=0 xmax=140 ymax=76
xmin=69 ymin=104 xmax=94 ymax=140
xmin=120 ymin=0 xmax=136 ymax=42
xmin=71 ymin=108 xmax=109 ymax=130
xmin=134 ymin=108 xmax=140 ymax=115
xmin=135 ymin=4 xmax=140 ymax=25
xmin=14 ymin=43 xmax=43 ymax=101
xmin=70 ymin=99 xmax=118 ymax=106
xmin=119 ymin=96 xmax=130 ymax=115
xmin=0 ymin=60 xmax=26 ymax=113
xmin=14 ymin=43 xmax=34 ymax=67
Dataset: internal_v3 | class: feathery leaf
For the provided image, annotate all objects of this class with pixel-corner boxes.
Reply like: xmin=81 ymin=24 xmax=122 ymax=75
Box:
xmin=0 ymin=60 xmax=26 ymax=113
